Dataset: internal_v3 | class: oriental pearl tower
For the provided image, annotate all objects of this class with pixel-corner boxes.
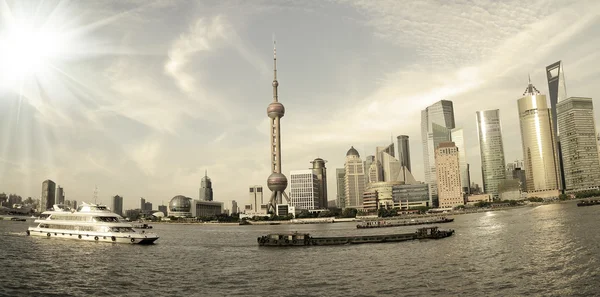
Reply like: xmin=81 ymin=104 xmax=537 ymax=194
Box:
xmin=266 ymin=41 xmax=290 ymax=213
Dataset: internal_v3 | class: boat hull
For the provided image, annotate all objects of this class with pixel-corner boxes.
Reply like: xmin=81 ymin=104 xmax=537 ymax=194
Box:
xmin=357 ymin=218 xmax=454 ymax=229
xmin=27 ymin=228 xmax=159 ymax=244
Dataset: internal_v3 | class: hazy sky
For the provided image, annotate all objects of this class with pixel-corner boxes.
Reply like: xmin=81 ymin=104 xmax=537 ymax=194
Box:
xmin=1 ymin=0 xmax=599 ymax=210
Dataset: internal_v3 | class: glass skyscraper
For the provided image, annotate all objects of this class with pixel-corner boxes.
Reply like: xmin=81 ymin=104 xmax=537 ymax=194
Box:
xmin=476 ymin=109 xmax=506 ymax=199
xmin=451 ymin=128 xmax=470 ymax=195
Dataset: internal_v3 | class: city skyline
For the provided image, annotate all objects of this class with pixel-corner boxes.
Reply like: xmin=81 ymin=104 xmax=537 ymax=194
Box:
xmin=1 ymin=1 xmax=600 ymax=209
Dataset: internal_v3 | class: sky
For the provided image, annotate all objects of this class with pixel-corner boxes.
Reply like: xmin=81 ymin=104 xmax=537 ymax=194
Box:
xmin=1 ymin=0 xmax=599 ymax=210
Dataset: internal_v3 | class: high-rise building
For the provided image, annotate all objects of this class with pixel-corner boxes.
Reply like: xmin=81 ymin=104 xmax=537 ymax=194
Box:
xmin=112 ymin=195 xmax=123 ymax=216
xmin=518 ymin=79 xmax=561 ymax=193
xmin=336 ymin=168 xmax=346 ymax=209
xmin=248 ymin=185 xmax=264 ymax=213
xmin=290 ymin=169 xmax=320 ymax=210
xmin=364 ymin=155 xmax=375 ymax=184
xmin=450 ymin=128 xmax=469 ymax=194
xmin=265 ymin=42 xmax=290 ymax=212
xmin=344 ymin=146 xmax=366 ymax=208
xmin=421 ymin=100 xmax=455 ymax=204
xmin=231 ymin=200 xmax=238 ymax=214
xmin=476 ymin=109 xmax=507 ymax=199
xmin=310 ymin=158 xmax=328 ymax=209
xmin=434 ymin=142 xmax=463 ymax=209
xmin=199 ymin=170 xmax=213 ymax=201
xmin=144 ymin=202 xmax=153 ymax=211
xmin=557 ymin=97 xmax=600 ymax=191
xmin=140 ymin=197 xmax=146 ymax=210
xmin=72 ymin=200 xmax=77 ymax=210
xmin=158 ymin=205 xmax=167 ymax=216
xmin=397 ymin=135 xmax=411 ymax=172
xmin=41 ymin=180 xmax=56 ymax=211
xmin=546 ymin=61 xmax=567 ymax=139
xmin=377 ymin=143 xmax=402 ymax=182
xmin=55 ymin=186 xmax=65 ymax=205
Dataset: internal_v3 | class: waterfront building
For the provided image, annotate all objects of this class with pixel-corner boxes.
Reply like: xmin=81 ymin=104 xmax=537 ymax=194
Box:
xmin=557 ymin=97 xmax=600 ymax=192
xmin=476 ymin=109 xmax=507 ymax=199
xmin=140 ymin=197 xmax=146 ymax=210
xmin=362 ymin=190 xmax=379 ymax=211
xmin=112 ymin=195 xmax=123 ymax=216
xmin=451 ymin=128 xmax=469 ymax=194
xmin=310 ymin=158 xmax=328 ymax=208
xmin=421 ymin=100 xmax=455 ymax=205
xmin=144 ymin=202 xmax=153 ymax=212
xmin=497 ymin=179 xmax=521 ymax=201
xmin=434 ymin=142 xmax=463 ymax=209
xmin=158 ymin=205 xmax=167 ymax=216
xmin=168 ymin=195 xmax=193 ymax=217
xmin=289 ymin=169 xmax=320 ymax=210
xmin=392 ymin=183 xmax=430 ymax=209
xmin=41 ymin=180 xmax=56 ymax=211
xmin=231 ymin=200 xmax=238 ymax=214
xmin=335 ymin=168 xmax=346 ymax=209
xmin=397 ymin=135 xmax=412 ymax=172
xmin=517 ymin=79 xmax=561 ymax=193
xmin=56 ymin=186 xmax=65 ymax=205
xmin=365 ymin=181 xmax=403 ymax=209
xmin=248 ymin=185 xmax=267 ymax=214
xmin=344 ymin=146 xmax=366 ymax=208
xmin=199 ymin=170 xmax=213 ymax=201
xmin=192 ymin=200 xmax=223 ymax=217
xmin=546 ymin=61 xmax=569 ymax=192
xmin=466 ymin=194 xmax=492 ymax=205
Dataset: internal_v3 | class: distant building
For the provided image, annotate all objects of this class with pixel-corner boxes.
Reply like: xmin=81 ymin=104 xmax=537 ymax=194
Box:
xmin=199 ymin=170 xmax=214 ymax=201
xmin=144 ymin=202 xmax=153 ymax=212
xmin=392 ymin=183 xmax=430 ymax=209
xmin=365 ymin=181 xmax=402 ymax=209
xmin=140 ymin=197 xmax=146 ymax=210
xmin=335 ymin=168 xmax=346 ymax=209
xmin=497 ymin=179 xmax=521 ymax=201
xmin=290 ymin=169 xmax=320 ymax=210
xmin=231 ymin=200 xmax=238 ymax=214
xmin=112 ymin=195 xmax=123 ymax=216
xmin=451 ymin=128 xmax=470 ymax=194
xmin=168 ymin=195 xmax=193 ymax=217
xmin=518 ymin=79 xmax=561 ymax=193
xmin=248 ymin=185 xmax=267 ymax=215
xmin=56 ymin=186 xmax=65 ymax=205
xmin=476 ymin=109 xmax=507 ymax=199
xmin=158 ymin=205 xmax=167 ymax=216
xmin=466 ymin=194 xmax=492 ymax=205
xmin=344 ymin=146 xmax=366 ymax=208
xmin=310 ymin=158 xmax=328 ymax=208
xmin=362 ymin=190 xmax=379 ymax=211
xmin=435 ymin=142 xmax=463 ymax=209
xmin=397 ymin=135 xmax=412 ymax=173
xmin=364 ymin=155 xmax=375 ymax=184
xmin=557 ymin=97 xmax=600 ymax=192
xmin=41 ymin=180 xmax=56 ymax=211
xmin=421 ymin=100 xmax=455 ymax=205
xmin=193 ymin=200 xmax=223 ymax=218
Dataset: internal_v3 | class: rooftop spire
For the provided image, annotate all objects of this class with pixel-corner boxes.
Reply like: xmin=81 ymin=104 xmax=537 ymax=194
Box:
xmin=523 ymin=75 xmax=540 ymax=96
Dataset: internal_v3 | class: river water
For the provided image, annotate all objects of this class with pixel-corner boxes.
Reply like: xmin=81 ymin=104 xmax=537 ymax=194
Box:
xmin=0 ymin=202 xmax=599 ymax=297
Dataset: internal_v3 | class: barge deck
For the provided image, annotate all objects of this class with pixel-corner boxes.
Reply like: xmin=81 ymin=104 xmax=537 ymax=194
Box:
xmin=357 ymin=217 xmax=454 ymax=229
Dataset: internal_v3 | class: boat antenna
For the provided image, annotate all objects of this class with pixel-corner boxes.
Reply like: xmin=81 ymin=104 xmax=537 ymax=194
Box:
xmin=93 ymin=185 xmax=98 ymax=204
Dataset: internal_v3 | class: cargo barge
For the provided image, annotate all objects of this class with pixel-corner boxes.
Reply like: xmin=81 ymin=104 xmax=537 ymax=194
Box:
xmin=577 ymin=199 xmax=600 ymax=207
xmin=357 ymin=217 xmax=454 ymax=229
xmin=257 ymin=226 xmax=454 ymax=247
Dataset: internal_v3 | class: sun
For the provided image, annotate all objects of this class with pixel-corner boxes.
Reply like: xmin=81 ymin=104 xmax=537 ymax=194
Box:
xmin=0 ymin=22 xmax=67 ymax=84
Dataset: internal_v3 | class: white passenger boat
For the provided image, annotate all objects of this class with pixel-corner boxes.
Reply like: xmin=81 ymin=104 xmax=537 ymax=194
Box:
xmin=27 ymin=203 xmax=159 ymax=244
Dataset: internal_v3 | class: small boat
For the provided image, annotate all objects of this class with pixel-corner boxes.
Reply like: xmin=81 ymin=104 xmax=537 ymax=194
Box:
xmin=10 ymin=217 xmax=27 ymax=222
xmin=27 ymin=203 xmax=159 ymax=244
xmin=357 ymin=216 xmax=454 ymax=229
xmin=257 ymin=226 xmax=455 ymax=247
xmin=577 ymin=199 xmax=600 ymax=207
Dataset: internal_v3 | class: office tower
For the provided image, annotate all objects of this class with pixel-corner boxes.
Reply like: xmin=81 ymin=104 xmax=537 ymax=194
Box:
xmin=266 ymin=42 xmax=290 ymax=212
xmin=72 ymin=200 xmax=77 ymax=210
xmin=397 ymin=135 xmax=411 ymax=172
xmin=450 ymin=128 xmax=469 ymax=194
xmin=231 ymin=200 xmax=238 ymax=214
xmin=144 ymin=202 xmax=152 ymax=211
xmin=434 ymin=142 xmax=463 ymax=208
xmin=140 ymin=197 xmax=146 ymax=210
xmin=547 ymin=62 xmax=568 ymax=191
xmin=377 ymin=143 xmax=401 ymax=182
xmin=421 ymin=100 xmax=455 ymax=204
xmin=476 ymin=109 xmax=507 ymax=199
xmin=518 ymin=78 xmax=561 ymax=192
xmin=557 ymin=97 xmax=600 ymax=191
xmin=336 ymin=168 xmax=346 ymax=209
xmin=344 ymin=146 xmax=366 ymax=208
xmin=364 ymin=155 xmax=375 ymax=183
xmin=55 ymin=186 xmax=65 ymax=204
xmin=290 ymin=170 xmax=320 ymax=210
xmin=248 ymin=185 xmax=264 ymax=213
xmin=199 ymin=170 xmax=213 ymax=201
xmin=310 ymin=158 xmax=328 ymax=209
xmin=112 ymin=195 xmax=123 ymax=216
xmin=41 ymin=180 xmax=56 ymax=211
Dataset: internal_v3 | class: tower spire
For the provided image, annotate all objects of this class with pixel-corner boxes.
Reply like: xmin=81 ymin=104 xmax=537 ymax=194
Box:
xmin=272 ymin=40 xmax=279 ymax=103
xmin=205 ymin=169 xmax=207 ymax=177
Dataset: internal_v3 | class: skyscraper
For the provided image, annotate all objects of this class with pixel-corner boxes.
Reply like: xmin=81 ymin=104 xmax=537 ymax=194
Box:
xmin=310 ymin=158 xmax=328 ymax=209
xmin=435 ymin=142 xmax=463 ymax=209
xmin=231 ymin=200 xmax=238 ymax=214
xmin=476 ymin=109 xmax=507 ymax=199
xmin=41 ymin=180 xmax=56 ymax=211
xmin=265 ymin=41 xmax=290 ymax=213
xmin=248 ymin=185 xmax=264 ymax=213
xmin=112 ymin=195 xmax=123 ymax=216
xmin=290 ymin=170 xmax=320 ymax=210
xmin=377 ymin=143 xmax=399 ymax=182
xmin=364 ymin=155 xmax=375 ymax=184
xmin=336 ymin=168 xmax=346 ymax=209
xmin=140 ymin=197 xmax=146 ymax=210
xmin=421 ymin=100 xmax=455 ymax=205
xmin=518 ymin=79 xmax=561 ymax=193
xmin=344 ymin=146 xmax=366 ymax=208
xmin=397 ymin=135 xmax=411 ymax=172
xmin=199 ymin=170 xmax=213 ymax=201
xmin=450 ymin=128 xmax=469 ymax=194
xmin=546 ymin=61 xmax=568 ymax=192
xmin=557 ymin=97 xmax=600 ymax=191
xmin=56 ymin=186 xmax=65 ymax=204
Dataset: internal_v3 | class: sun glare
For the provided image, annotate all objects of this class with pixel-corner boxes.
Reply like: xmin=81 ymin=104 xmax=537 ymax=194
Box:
xmin=0 ymin=23 xmax=66 ymax=82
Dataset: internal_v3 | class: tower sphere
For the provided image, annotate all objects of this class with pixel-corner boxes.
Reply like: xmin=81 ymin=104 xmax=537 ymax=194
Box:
xmin=267 ymin=172 xmax=288 ymax=192
xmin=267 ymin=102 xmax=285 ymax=119
xmin=272 ymin=80 xmax=279 ymax=87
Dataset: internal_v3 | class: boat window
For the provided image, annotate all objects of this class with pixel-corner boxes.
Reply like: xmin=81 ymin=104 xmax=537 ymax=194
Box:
xmin=270 ymin=235 xmax=279 ymax=239
xmin=96 ymin=217 xmax=119 ymax=222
